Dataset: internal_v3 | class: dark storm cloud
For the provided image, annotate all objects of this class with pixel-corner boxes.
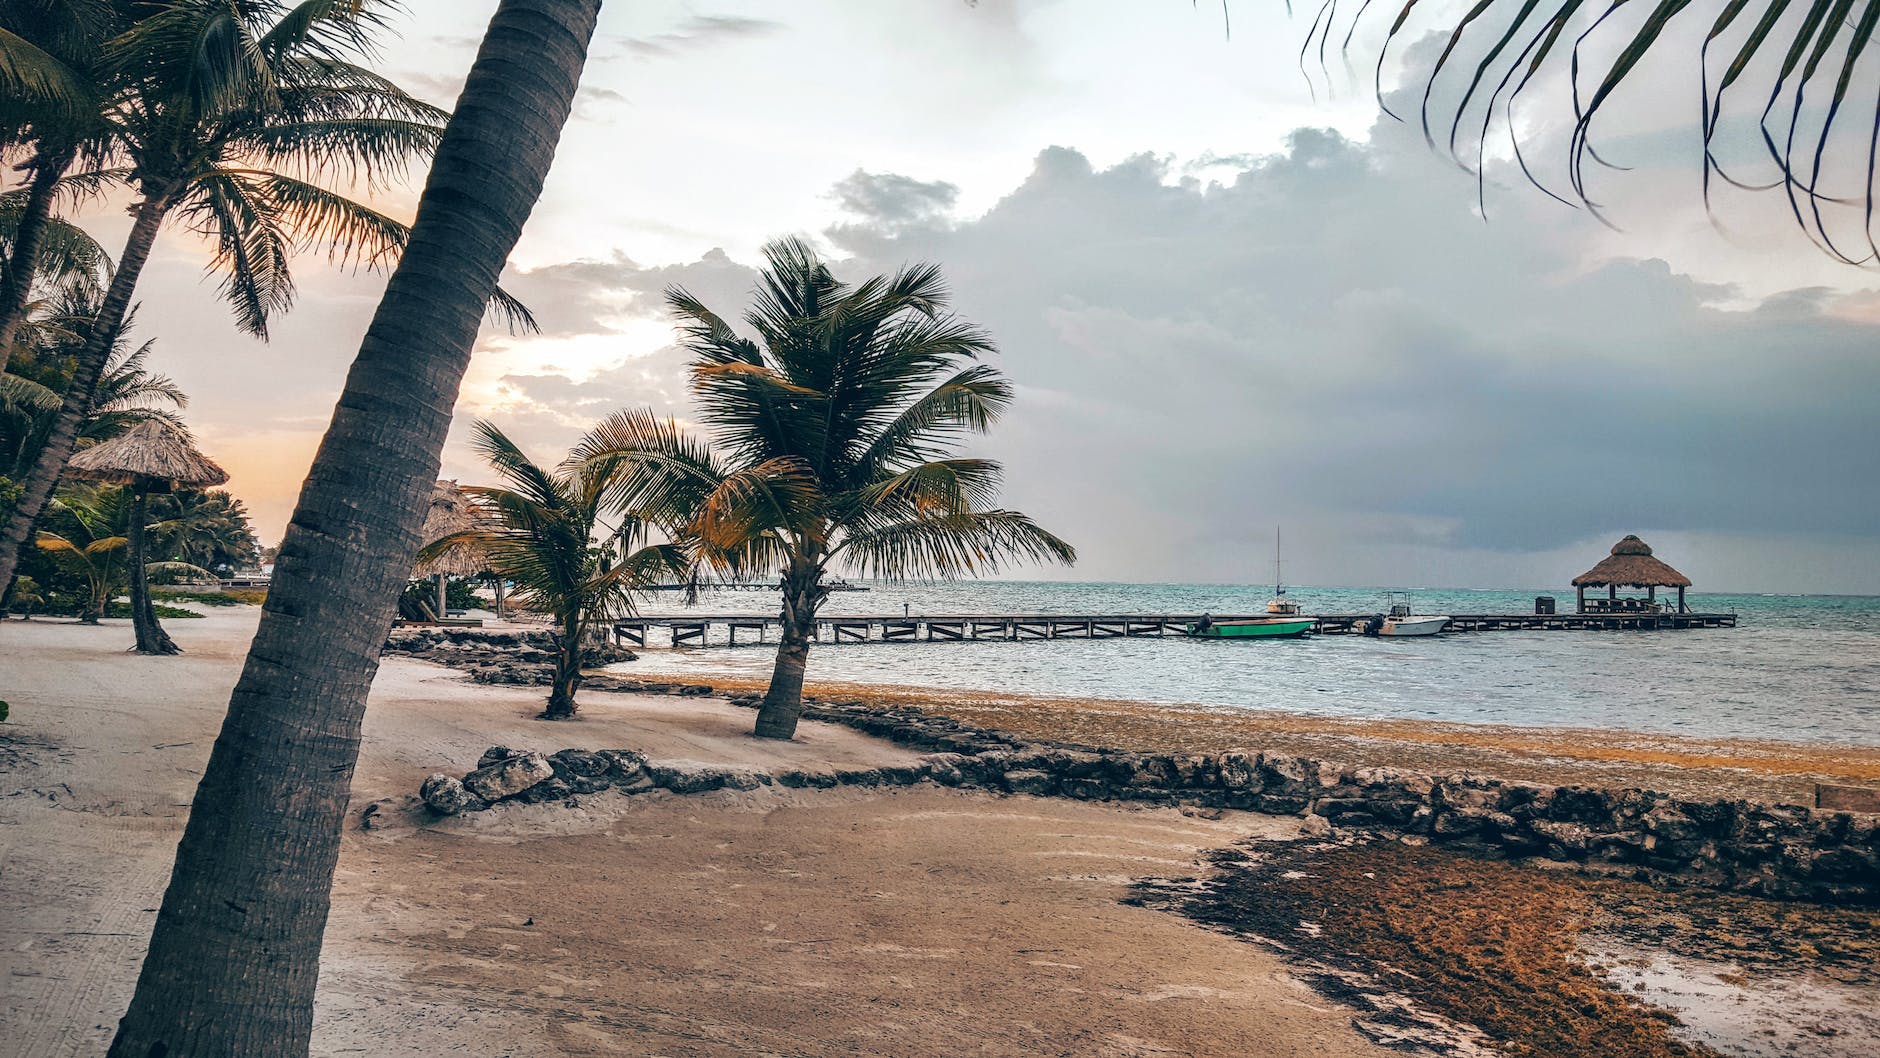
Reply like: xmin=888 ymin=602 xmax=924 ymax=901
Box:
xmin=473 ymin=119 xmax=1880 ymax=587
xmin=828 ymin=171 xmax=960 ymax=234
xmin=816 ymin=126 xmax=1880 ymax=578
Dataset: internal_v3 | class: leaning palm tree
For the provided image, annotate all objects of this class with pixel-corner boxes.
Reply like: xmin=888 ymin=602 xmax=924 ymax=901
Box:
xmin=422 ymin=421 xmax=687 ymax=719
xmin=581 ymin=238 xmax=1077 ymax=740
xmin=108 ymin=2 xmax=604 ymax=1053
xmin=0 ymin=0 xmax=505 ymax=596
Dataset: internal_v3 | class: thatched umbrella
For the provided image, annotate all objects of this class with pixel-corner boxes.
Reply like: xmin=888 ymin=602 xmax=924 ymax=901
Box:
xmin=1571 ymin=535 xmax=1693 ymax=614
xmin=414 ymin=480 xmax=501 ymax=619
xmin=66 ymin=420 xmax=228 ymax=654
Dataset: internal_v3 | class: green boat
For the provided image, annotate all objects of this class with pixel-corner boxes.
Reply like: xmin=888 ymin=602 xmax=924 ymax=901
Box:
xmin=1185 ymin=616 xmax=1315 ymax=638
xmin=1186 ymin=529 xmax=1315 ymax=638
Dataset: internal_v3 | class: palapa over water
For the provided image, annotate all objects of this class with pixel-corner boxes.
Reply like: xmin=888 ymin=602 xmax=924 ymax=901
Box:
xmin=1572 ymin=535 xmax=1691 ymax=614
xmin=66 ymin=420 xmax=229 ymax=490
xmin=1571 ymin=535 xmax=1692 ymax=588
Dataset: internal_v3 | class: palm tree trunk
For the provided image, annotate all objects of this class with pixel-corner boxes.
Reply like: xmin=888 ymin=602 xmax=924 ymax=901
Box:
xmin=105 ymin=4 xmax=602 ymax=1055
xmin=128 ymin=482 xmax=178 ymax=655
xmin=754 ymin=566 xmax=821 ymax=739
xmin=543 ymin=611 xmax=582 ymax=719
xmin=0 ymin=145 xmax=77 ymax=375
xmin=754 ymin=624 xmax=812 ymax=738
xmin=0 ymin=189 xmax=171 ymax=599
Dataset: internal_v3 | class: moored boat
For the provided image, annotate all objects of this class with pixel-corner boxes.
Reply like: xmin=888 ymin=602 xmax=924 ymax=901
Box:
xmin=1189 ymin=528 xmax=1317 ymax=638
xmin=1380 ymin=614 xmax=1450 ymax=636
xmin=1186 ymin=615 xmax=1315 ymax=638
xmin=1364 ymin=593 xmax=1450 ymax=637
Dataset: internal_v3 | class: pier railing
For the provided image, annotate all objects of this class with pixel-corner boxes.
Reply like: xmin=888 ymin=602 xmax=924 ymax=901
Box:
xmin=610 ymin=610 xmax=1737 ymax=647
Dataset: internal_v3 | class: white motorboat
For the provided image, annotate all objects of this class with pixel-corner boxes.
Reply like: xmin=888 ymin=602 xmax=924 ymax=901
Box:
xmin=1380 ymin=614 xmax=1450 ymax=636
xmin=1365 ymin=593 xmax=1450 ymax=637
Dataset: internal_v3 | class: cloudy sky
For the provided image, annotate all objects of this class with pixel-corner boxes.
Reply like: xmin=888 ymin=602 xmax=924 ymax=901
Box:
xmin=101 ymin=0 xmax=1880 ymax=593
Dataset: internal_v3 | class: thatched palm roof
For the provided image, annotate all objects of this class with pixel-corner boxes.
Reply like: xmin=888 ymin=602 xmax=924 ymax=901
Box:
xmin=66 ymin=420 xmax=229 ymax=487
xmin=414 ymin=480 xmax=493 ymax=577
xmin=1572 ymin=535 xmax=1691 ymax=588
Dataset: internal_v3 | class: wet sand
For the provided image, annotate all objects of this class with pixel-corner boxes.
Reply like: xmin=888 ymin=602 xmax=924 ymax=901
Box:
xmin=690 ymin=674 xmax=1880 ymax=804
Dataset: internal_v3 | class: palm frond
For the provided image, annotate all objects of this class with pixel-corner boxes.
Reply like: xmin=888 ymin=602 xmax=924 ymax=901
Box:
xmin=847 ymin=458 xmax=1005 ymax=523
xmin=185 ymin=169 xmax=294 ymax=337
xmin=0 ymin=26 xmax=90 ymax=110
xmin=836 ymin=510 xmax=1076 ymax=581
xmin=0 ymin=372 xmax=60 ymax=415
xmin=1361 ymin=0 xmax=1880 ymax=255
xmin=575 ymin=408 xmax=733 ymax=529
xmin=850 ymin=365 xmax=1012 ymax=474
xmin=692 ymin=457 xmax=824 ymax=551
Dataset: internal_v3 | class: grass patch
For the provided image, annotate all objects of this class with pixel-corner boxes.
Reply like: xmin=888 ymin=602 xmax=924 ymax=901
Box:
xmin=104 ymin=601 xmax=204 ymax=620
xmin=153 ymin=587 xmax=265 ymax=606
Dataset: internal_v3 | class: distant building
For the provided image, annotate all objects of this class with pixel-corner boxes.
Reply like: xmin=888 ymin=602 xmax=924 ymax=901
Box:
xmin=1571 ymin=535 xmax=1692 ymax=614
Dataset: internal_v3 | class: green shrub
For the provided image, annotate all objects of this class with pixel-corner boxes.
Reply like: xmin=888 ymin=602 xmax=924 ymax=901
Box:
xmin=104 ymin=601 xmax=204 ymax=620
xmin=152 ymin=593 xmax=261 ymax=608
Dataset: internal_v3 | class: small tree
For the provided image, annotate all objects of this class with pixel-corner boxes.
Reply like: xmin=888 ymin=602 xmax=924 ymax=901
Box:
xmin=581 ymin=238 xmax=1076 ymax=740
xmin=423 ymin=421 xmax=687 ymax=719
xmin=34 ymin=483 xmax=127 ymax=622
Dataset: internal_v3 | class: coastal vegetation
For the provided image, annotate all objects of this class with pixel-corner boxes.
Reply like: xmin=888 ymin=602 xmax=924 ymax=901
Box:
xmin=581 ymin=237 xmax=1076 ymax=739
xmin=0 ymin=0 xmax=1860 ymax=1055
xmin=421 ymin=421 xmax=687 ymax=719
xmin=0 ymin=0 xmax=496 ymax=596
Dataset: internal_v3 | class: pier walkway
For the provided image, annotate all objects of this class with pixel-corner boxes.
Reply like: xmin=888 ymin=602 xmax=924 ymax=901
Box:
xmin=612 ymin=610 xmax=1737 ymax=647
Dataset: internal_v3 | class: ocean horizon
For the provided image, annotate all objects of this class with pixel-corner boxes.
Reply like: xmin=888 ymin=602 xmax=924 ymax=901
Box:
xmin=613 ymin=581 xmax=1880 ymax=747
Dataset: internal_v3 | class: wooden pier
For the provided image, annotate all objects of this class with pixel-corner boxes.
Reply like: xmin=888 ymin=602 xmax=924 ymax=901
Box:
xmin=611 ymin=610 xmax=1737 ymax=647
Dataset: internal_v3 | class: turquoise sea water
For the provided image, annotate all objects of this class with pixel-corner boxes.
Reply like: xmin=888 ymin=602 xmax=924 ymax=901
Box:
xmin=611 ymin=583 xmax=1880 ymax=746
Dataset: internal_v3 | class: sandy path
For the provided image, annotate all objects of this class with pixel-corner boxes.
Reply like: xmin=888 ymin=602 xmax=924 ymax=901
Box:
xmin=0 ymin=609 xmax=1391 ymax=1057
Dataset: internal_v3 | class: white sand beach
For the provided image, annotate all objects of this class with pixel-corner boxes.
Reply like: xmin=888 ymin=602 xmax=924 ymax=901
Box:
xmin=0 ymin=608 xmax=1395 ymax=1057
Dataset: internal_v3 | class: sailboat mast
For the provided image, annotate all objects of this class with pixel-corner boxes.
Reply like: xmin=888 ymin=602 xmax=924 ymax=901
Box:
xmin=1274 ymin=527 xmax=1283 ymax=596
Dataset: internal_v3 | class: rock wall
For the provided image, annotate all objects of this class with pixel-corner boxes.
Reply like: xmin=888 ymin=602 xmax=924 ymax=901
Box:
xmin=384 ymin=627 xmax=636 ymax=685
xmin=403 ymin=661 xmax=1877 ymax=904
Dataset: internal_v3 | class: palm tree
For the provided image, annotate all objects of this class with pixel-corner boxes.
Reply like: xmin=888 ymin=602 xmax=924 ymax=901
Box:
xmin=107 ymin=2 xmax=604 ymax=1053
xmin=1341 ymin=2 xmax=1880 ymax=256
xmin=151 ymin=487 xmax=259 ymax=574
xmin=0 ymin=0 xmax=465 ymax=597
xmin=0 ymin=0 xmax=121 ymax=373
xmin=33 ymin=482 xmax=127 ymax=622
xmin=1 ymin=299 xmax=183 ymax=484
xmin=423 ymin=421 xmax=687 ymax=719
xmin=580 ymin=238 xmax=1077 ymax=740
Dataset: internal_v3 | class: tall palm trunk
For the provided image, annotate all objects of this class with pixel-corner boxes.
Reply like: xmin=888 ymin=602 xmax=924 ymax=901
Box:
xmin=106 ymin=3 xmax=602 ymax=1055
xmin=127 ymin=481 xmax=178 ymax=654
xmin=755 ymin=563 xmax=823 ymax=739
xmin=0 ymin=189 xmax=171 ymax=597
xmin=545 ymin=610 xmax=582 ymax=719
xmin=0 ymin=145 xmax=77 ymax=374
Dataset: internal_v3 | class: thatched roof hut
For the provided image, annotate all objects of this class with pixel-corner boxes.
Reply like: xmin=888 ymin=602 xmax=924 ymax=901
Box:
xmin=1572 ymin=535 xmax=1691 ymax=613
xmin=67 ymin=420 xmax=229 ymax=490
xmin=414 ymin=480 xmax=492 ymax=578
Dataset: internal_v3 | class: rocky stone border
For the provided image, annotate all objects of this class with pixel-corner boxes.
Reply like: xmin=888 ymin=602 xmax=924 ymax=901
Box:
xmin=762 ymin=693 xmax=1879 ymax=904
xmin=384 ymin=627 xmax=637 ymax=687
xmin=396 ymin=644 xmax=1876 ymax=904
